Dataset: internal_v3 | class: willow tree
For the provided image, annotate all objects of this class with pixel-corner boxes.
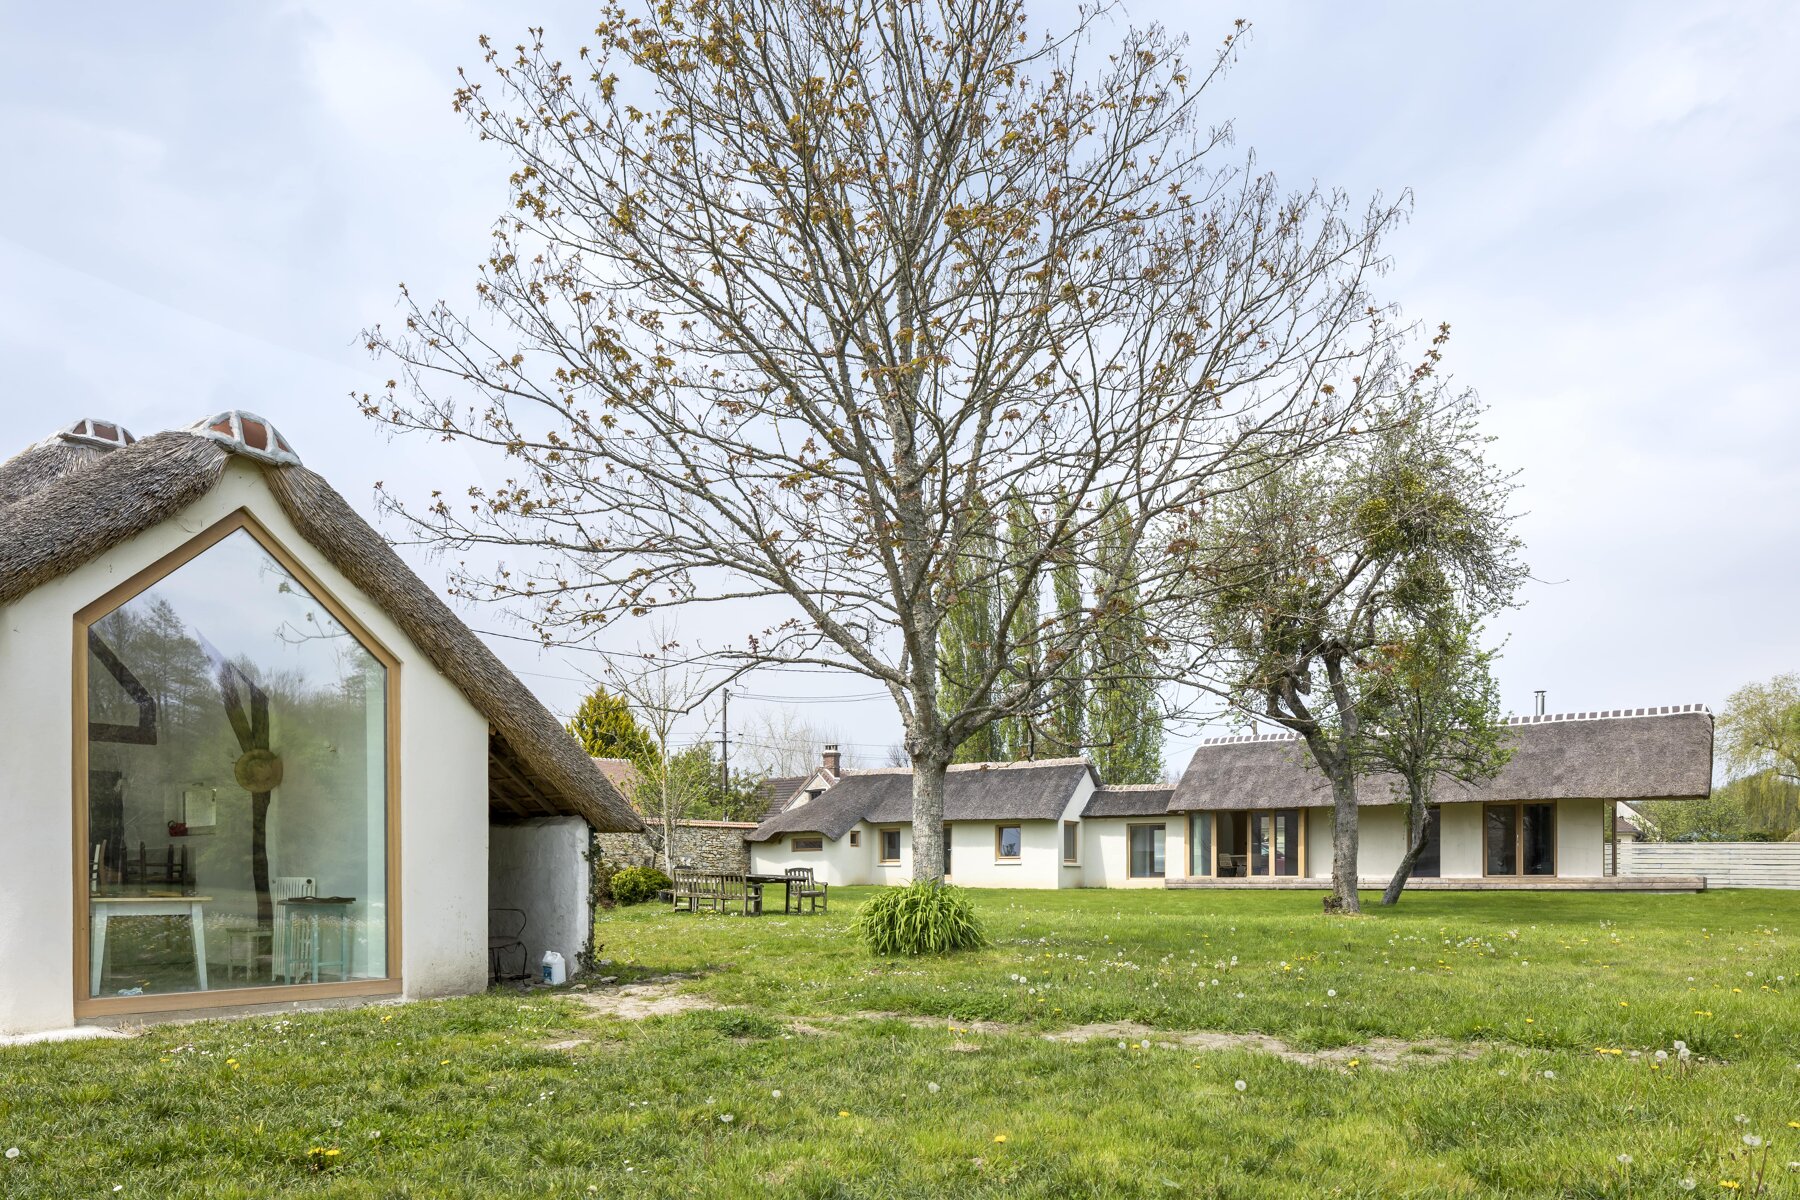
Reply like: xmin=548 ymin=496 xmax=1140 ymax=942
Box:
xmin=362 ymin=0 xmax=1422 ymax=882
xmin=1202 ymin=391 xmax=1524 ymax=913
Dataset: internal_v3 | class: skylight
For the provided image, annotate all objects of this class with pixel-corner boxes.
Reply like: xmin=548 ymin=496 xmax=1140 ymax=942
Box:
xmin=58 ymin=418 xmax=137 ymax=450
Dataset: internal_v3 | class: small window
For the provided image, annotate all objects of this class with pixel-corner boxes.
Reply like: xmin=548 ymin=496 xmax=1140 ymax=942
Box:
xmin=943 ymin=825 xmax=952 ymax=875
xmin=1128 ymin=824 xmax=1166 ymax=879
xmin=1062 ymin=820 xmax=1079 ymax=864
xmin=995 ymin=824 xmax=1022 ymax=860
xmin=791 ymin=836 xmax=823 ymax=852
xmin=879 ymin=828 xmax=902 ymax=863
xmin=849 ymin=830 xmax=860 ymax=848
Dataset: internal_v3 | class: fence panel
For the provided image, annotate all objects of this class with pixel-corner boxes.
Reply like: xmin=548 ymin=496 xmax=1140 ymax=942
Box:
xmin=1616 ymin=841 xmax=1800 ymax=888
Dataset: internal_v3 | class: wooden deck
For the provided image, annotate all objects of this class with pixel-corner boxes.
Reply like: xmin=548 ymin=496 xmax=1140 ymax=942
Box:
xmin=1164 ymin=875 xmax=1707 ymax=893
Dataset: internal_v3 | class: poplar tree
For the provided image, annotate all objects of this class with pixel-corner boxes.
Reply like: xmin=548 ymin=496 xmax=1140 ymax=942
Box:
xmin=1088 ymin=499 xmax=1163 ymax=783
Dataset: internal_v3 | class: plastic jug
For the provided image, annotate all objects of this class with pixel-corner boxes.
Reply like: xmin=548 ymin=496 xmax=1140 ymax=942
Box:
xmin=540 ymin=950 xmax=567 ymax=986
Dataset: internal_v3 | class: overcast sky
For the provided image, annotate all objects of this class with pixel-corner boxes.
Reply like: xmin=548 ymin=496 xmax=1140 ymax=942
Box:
xmin=3 ymin=1 xmax=1796 ymax=775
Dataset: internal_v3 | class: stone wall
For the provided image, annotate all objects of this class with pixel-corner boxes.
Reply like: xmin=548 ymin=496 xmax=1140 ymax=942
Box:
xmin=595 ymin=820 xmax=753 ymax=875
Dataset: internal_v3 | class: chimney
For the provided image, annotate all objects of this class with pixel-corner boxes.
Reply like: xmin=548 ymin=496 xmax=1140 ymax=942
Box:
xmin=1533 ymin=690 xmax=1546 ymax=717
xmin=821 ymin=743 xmax=841 ymax=774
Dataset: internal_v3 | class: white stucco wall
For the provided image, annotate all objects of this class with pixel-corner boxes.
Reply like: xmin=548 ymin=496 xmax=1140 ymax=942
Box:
xmin=748 ymin=830 xmax=868 ymax=885
xmin=489 ymin=817 xmax=592 ymax=976
xmin=0 ymin=459 xmax=490 ymax=1033
xmin=942 ymin=820 xmax=1065 ymax=888
xmin=1080 ymin=817 xmax=1173 ymax=888
xmin=1437 ymin=803 xmax=1485 ymax=878
xmin=1556 ymin=798 xmax=1605 ymax=877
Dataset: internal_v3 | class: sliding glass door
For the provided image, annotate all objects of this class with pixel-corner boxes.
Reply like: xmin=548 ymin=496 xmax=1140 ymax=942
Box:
xmin=1484 ymin=802 xmax=1555 ymax=877
xmin=1190 ymin=810 xmax=1305 ymax=878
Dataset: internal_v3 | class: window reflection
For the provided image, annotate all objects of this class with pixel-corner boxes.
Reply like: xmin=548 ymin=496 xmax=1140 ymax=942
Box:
xmin=85 ymin=527 xmax=388 ymax=998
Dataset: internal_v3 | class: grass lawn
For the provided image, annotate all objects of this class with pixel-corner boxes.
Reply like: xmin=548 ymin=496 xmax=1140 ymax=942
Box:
xmin=2 ymin=888 xmax=1796 ymax=1197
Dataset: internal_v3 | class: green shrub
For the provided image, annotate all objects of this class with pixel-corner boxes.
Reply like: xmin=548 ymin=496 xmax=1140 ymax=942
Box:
xmin=610 ymin=865 xmax=672 ymax=905
xmin=852 ymin=880 xmax=987 ymax=956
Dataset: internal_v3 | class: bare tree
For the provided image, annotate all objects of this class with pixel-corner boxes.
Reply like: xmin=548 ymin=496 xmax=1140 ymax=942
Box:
xmin=737 ymin=707 xmax=842 ymax=778
xmin=603 ymin=638 xmax=721 ymax=873
xmin=361 ymin=0 xmax=1425 ymax=881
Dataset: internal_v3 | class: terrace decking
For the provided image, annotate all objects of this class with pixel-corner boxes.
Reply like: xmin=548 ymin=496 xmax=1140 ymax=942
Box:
xmin=1163 ymin=875 xmax=1708 ymax=893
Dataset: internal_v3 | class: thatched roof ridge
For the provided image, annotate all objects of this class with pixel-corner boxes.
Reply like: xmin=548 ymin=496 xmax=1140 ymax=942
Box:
xmin=1170 ymin=708 xmax=1715 ymax=812
xmin=0 ymin=433 xmax=230 ymax=605
xmin=1082 ymin=784 xmax=1175 ymax=819
xmin=0 ymin=427 xmax=638 ymax=832
xmin=748 ymin=759 xmax=1095 ymax=842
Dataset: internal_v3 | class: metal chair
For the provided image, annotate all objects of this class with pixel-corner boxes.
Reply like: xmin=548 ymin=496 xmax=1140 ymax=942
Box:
xmin=488 ymin=908 xmax=528 ymax=982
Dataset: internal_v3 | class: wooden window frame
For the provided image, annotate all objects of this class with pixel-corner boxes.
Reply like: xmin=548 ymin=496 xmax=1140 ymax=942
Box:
xmin=1126 ymin=822 xmax=1167 ymax=879
xmin=848 ymin=830 xmax=860 ymax=848
xmin=994 ymin=823 xmax=1022 ymax=862
xmin=790 ymin=836 xmax=824 ymax=853
xmin=1482 ymin=801 xmax=1558 ymax=878
xmin=1189 ymin=810 xmax=1308 ymax=879
xmin=73 ymin=508 xmax=404 ymax=1020
xmin=877 ymin=827 xmax=902 ymax=864
xmin=1062 ymin=820 xmax=1079 ymax=865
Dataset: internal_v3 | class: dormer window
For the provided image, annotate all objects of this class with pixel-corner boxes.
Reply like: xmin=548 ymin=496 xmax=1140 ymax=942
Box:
xmin=58 ymin=418 xmax=137 ymax=450
xmin=189 ymin=411 xmax=301 ymax=466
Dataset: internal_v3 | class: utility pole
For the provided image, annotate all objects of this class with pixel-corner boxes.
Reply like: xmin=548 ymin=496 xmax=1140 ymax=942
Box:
xmin=719 ymin=688 xmax=730 ymax=791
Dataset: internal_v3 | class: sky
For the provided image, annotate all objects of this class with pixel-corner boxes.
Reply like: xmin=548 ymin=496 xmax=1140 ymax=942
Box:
xmin=3 ymin=1 xmax=1797 ymax=777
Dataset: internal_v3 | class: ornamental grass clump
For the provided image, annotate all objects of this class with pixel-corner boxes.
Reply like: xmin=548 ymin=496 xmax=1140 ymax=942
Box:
xmin=853 ymin=881 xmax=987 ymax=956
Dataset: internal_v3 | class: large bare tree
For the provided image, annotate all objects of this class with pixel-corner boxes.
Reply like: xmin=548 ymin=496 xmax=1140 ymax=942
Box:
xmin=361 ymin=0 xmax=1426 ymax=881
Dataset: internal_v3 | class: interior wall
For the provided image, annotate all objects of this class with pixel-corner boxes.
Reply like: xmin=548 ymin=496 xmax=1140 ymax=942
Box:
xmin=489 ymin=817 xmax=593 ymax=976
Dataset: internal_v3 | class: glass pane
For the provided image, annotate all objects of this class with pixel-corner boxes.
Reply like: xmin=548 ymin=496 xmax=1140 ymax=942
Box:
xmin=1485 ymin=805 xmax=1518 ymax=875
xmin=1522 ymin=804 xmax=1556 ymax=876
xmin=1250 ymin=813 xmax=1271 ymax=875
xmin=1188 ymin=813 xmax=1211 ymax=876
xmin=1063 ymin=822 xmax=1077 ymax=862
xmin=943 ymin=825 xmax=952 ymax=875
xmin=1128 ymin=825 xmax=1166 ymax=878
xmin=86 ymin=529 xmax=387 ymax=998
xmin=1216 ymin=812 xmax=1248 ymax=878
xmin=997 ymin=825 xmax=1022 ymax=858
xmin=1415 ymin=806 xmax=1442 ymax=878
xmin=1272 ymin=810 xmax=1300 ymax=876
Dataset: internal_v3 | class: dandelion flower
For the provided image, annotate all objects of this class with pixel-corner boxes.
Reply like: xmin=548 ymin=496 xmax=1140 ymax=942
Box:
xmin=838 ymin=1110 xmax=850 ymax=1118
xmin=1735 ymin=1114 xmax=1750 ymax=1125
xmin=1617 ymin=1154 xmax=1632 ymax=1165
xmin=720 ymin=1113 xmax=735 ymax=1124
xmin=4 ymin=1148 xmax=18 ymax=1160
xmin=1327 ymin=989 xmax=1337 ymax=998
xmin=993 ymin=1134 xmax=1007 ymax=1143
xmin=1543 ymin=1070 xmax=1556 ymax=1080
xmin=1234 ymin=1079 xmax=1247 ymax=1093
xmin=1677 ymin=1179 xmax=1695 ymax=1191
xmin=1744 ymin=1134 xmax=1763 ymax=1148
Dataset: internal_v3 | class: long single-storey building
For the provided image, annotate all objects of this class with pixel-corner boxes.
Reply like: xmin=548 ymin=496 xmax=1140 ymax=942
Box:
xmin=0 ymin=414 xmax=639 ymax=1036
xmin=747 ymin=708 xmax=1713 ymax=890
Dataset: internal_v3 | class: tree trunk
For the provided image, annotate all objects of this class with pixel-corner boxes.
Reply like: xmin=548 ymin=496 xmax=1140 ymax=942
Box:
xmin=910 ymin=755 xmax=948 ymax=884
xmin=1326 ymin=767 xmax=1362 ymax=914
xmin=1382 ymin=786 xmax=1430 ymax=906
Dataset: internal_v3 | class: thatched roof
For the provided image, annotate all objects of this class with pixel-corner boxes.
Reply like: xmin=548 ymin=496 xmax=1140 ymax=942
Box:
xmin=0 ymin=422 xmax=639 ymax=832
xmin=1082 ymin=784 xmax=1175 ymax=819
xmin=1169 ymin=707 xmax=1714 ymax=812
xmin=747 ymin=759 xmax=1095 ymax=842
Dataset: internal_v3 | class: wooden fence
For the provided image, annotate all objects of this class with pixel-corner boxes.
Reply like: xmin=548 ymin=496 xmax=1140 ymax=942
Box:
xmin=1615 ymin=841 xmax=1800 ymax=889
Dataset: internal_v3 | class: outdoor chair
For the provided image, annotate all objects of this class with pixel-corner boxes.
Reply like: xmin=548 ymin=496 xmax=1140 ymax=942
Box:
xmin=692 ymin=871 xmax=721 ymax=914
xmin=785 ymin=867 xmax=828 ymax=914
xmin=488 ymin=908 xmax=528 ymax=981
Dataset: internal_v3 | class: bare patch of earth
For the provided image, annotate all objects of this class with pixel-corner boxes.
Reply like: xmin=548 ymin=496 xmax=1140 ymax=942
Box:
xmin=570 ymin=977 xmax=721 ymax=1020
xmin=572 ymin=991 xmax=1475 ymax=1069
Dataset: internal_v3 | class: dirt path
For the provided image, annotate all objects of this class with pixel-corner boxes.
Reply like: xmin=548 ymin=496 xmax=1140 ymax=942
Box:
xmin=565 ymin=981 xmax=1476 ymax=1069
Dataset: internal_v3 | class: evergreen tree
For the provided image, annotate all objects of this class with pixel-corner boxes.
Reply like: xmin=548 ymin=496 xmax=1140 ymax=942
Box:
xmin=1087 ymin=499 xmax=1163 ymax=783
xmin=1041 ymin=492 xmax=1085 ymax=756
xmin=566 ymin=686 xmax=659 ymax=777
xmin=994 ymin=494 xmax=1042 ymax=759
xmin=939 ymin=502 xmax=1003 ymax=764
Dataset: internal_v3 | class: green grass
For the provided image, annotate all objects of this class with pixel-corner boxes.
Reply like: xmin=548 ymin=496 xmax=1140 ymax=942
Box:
xmin=2 ymin=889 xmax=1797 ymax=1197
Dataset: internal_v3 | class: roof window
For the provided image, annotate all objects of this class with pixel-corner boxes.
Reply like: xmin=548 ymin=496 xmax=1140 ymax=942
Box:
xmin=58 ymin=418 xmax=137 ymax=450
xmin=189 ymin=411 xmax=301 ymax=466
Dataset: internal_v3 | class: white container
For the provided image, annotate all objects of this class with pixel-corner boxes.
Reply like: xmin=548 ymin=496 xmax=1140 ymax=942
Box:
xmin=540 ymin=950 xmax=567 ymax=986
